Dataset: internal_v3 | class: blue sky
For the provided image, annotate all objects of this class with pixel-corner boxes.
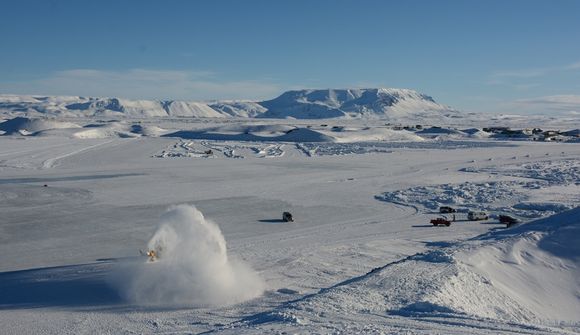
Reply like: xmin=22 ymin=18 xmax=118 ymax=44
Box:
xmin=1 ymin=0 xmax=579 ymax=114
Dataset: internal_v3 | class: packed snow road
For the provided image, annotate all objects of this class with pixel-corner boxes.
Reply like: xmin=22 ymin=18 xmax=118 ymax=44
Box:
xmin=0 ymin=136 xmax=578 ymax=334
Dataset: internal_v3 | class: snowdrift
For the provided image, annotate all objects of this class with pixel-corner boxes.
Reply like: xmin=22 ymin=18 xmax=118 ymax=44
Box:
xmin=72 ymin=122 xmax=169 ymax=139
xmin=0 ymin=117 xmax=81 ymax=135
xmin=0 ymin=117 xmax=170 ymax=138
xmin=163 ymin=124 xmax=425 ymax=143
xmin=446 ymin=207 xmax=580 ymax=323
xmin=164 ymin=124 xmax=335 ymax=142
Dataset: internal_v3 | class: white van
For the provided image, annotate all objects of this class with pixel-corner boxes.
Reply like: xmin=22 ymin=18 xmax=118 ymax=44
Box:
xmin=468 ymin=211 xmax=488 ymax=221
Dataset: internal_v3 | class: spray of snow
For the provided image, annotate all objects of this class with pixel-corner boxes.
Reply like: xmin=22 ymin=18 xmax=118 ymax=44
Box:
xmin=113 ymin=205 xmax=264 ymax=306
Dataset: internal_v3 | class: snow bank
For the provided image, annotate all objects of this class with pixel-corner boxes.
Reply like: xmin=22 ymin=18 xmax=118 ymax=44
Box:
xmin=325 ymin=127 xmax=424 ymax=142
xmin=112 ymin=205 xmax=264 ymax=306
xmin=0 ymin=117 xmax=81 ymax=135
xmin=72 ymin=122 xmax=138 ymax=139
xmin=71 ymin=122 xmax=169 ymax=138
xmin=437 ymin=208 xmax=580 ymax=324
xmin=164 ymin=124 xmax=335 ymax=142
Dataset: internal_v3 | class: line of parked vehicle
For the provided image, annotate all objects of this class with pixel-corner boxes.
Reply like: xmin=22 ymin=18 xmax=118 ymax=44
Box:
xmin=431 ymin=206 xmax=519 ymax=228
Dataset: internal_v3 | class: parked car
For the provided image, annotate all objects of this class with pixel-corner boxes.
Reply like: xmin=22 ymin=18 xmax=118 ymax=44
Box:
xmin=282 ymin=211 xmax=294 ymax=222
xmin=468 ymin=211 xmax=489 ymax=221
xmin=430 ymin=217 xmax=451 ymax=226
xmin=499 ymin=215 xmax=519 ymax=227
xmin=439 ymin=206 xmax=457 ymax=213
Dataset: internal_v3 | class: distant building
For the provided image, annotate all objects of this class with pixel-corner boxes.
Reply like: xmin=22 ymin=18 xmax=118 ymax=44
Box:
xmin=561 ymin=129 xmax=579 ymax=137
xmin=483 ymin=127 xmax=510 ymax=133
xmin=542 ymin=130 xmax=560 ymax=141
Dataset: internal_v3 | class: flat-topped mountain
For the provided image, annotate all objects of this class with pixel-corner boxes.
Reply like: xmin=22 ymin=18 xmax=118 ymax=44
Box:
xmin=257 ymin=88 xmax=454 ymax=119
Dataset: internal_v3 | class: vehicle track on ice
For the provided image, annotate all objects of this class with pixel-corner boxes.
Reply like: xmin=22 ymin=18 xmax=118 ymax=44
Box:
xmin=42 ymin=140 xmax=115 ymax=169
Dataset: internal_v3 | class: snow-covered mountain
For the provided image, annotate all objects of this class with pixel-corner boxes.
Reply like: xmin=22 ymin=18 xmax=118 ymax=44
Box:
xmin=0 ymin=88 xmax=457 ymax=120
xmin=259 ymin=88 xmax=456 ymax=120
xmin=0 ymin=95 xmax=225 ymax=118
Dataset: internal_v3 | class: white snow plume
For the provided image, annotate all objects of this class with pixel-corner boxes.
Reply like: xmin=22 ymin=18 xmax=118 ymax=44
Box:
xmin=114 ymin=205 xmax=264 ymax=306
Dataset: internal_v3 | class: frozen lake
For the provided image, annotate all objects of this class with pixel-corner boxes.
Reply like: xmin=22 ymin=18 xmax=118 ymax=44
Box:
xmin=0 ymin=128 xmax=578 ymax=334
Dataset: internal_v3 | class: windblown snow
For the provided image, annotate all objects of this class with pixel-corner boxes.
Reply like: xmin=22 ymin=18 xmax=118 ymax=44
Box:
xmin=112 ymin=205 xmax=264 ymax=306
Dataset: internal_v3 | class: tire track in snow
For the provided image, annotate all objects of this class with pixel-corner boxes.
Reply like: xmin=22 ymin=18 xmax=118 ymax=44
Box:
xmin=42 ymin=140 xmax=115 ymax=169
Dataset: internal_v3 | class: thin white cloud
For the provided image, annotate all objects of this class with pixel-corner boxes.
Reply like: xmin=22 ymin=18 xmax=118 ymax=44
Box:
xmin=491 ymin=68 xmax=549 ymax=79
xmin=567 ymin=61 xmax=580 ymax=70
xmin=513 ymin=95 xmax=580 ymax=113
xmin=0 ymin=69 xmax=283 ymax=101
xmin=488 ymin=60 xmax=580 ymax=88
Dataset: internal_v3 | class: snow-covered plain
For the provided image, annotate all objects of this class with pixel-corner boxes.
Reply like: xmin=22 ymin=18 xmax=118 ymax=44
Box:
xmin=0 ymin=112 xmax=579 ymax=334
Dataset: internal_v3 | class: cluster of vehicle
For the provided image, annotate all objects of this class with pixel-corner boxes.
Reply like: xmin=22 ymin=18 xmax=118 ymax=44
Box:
xmin=431 ymin=206 xmax=518 ymax=228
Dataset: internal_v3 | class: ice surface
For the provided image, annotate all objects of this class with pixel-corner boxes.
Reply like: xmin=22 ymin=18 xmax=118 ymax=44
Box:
xmin=0 ymin=118 xmax=578 ymax=334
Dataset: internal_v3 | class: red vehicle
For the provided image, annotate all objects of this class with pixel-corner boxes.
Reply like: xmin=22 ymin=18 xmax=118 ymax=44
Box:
xmin=430 ymin=217 xmax=451 ymax=226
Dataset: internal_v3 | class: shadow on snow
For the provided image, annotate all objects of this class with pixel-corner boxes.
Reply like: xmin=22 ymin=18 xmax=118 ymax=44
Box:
xmin=0 ymin=261 xmax=122 ymax=309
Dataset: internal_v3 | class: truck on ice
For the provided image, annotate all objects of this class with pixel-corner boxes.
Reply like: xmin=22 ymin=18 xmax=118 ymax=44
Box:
xmin=468 ymin=211 xmax=488 ymax=221
xmin=499 ymin=214 xmax=519 ymax=227
xmin=430 ymin=217 xmax=451 ymax=226
xmin=439 ymin=206 xmax=457 ymax=213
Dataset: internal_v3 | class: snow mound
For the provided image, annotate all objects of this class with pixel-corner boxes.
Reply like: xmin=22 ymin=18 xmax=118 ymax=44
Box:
xmin=462 ymin=128 xmax=491 ymax=138
xmin=0 ymin=117 xmax=81 ymax=135
xmin=164 ymin=124 xmax=335 ymax=142
xmin=328 ymin=127 xmax=425 ymax=142
xmin=163 ymin=124 xmax=425 ymax=143
xmin=442 ymin=207 xmax=580 ymax=323
xmin=0 ymin=117 xmax=170 ymax=138
xmin=112 ymin=205 xmax=264 ymax=306
xmin=72 ymin=122 xmax=170 ymax=139
xmin=128 ymin=124 xmax=168 ymax=137
xmin=72 ymin=122 xmax=138 ymax=139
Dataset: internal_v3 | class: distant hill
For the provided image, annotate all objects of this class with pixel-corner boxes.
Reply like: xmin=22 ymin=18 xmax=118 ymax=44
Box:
xmin=0 ymin=88 xmax=458 ymax=120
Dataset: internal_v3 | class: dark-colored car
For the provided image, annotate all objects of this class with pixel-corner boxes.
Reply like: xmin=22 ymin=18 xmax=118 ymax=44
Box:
xmin=499 ymin=215 xmax=518 ymax=227
xmin=430 ymin=217 xmax=451 ymax=226
xmin=282 ymin=211 xmax=294 ymax=222
xmin=439 ymin=206 xmax=457 ymax=213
